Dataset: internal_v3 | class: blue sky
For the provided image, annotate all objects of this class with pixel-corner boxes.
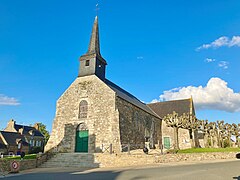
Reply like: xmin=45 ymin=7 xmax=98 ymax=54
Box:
xmin=1 ymin=0 xmax=240 ymax=131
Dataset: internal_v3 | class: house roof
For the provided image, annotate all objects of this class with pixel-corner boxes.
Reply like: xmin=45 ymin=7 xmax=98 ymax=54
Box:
xmin=0 ymin=131 xmax=28 ymax=146
xmin=0 ymin=138 xmax=6 ymax=149
xmin=105 ymin=79 xmax=160 ymax=118
xmin=148 ymin=98 xmax=194 ymax=119
xmin=14 ymin=124 xmax=44 ymax=137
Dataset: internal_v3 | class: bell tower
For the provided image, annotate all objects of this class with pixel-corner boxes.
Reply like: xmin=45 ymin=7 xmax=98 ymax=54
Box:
xmin=78 ymin=16 xmax=107 ymax=80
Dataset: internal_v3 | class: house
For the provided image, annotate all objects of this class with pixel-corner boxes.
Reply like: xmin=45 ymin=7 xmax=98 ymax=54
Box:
xmin=3 ymin=119 xmax=45 ymax=154
xmin=0 ymin=131 xmax=29 ymax=155
xmin=0 ymin=138 xmax=7 ymax=155
xmin=148 ymin=98 xmax=199 ymax=150
xmin=45 ymin=16 xmax=162 ymax=153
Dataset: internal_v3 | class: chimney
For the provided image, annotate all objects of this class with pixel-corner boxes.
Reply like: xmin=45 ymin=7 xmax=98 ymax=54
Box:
xmin=19 ymin=128 xmax=24 ymax=135
xmin=4 ymin=119 xmax=16 ymax=132
xmin=34 ymin=123 xmax=40 ymax=130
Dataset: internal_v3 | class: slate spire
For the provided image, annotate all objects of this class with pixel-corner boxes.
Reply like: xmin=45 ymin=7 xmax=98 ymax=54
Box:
xmin=87 ymin=16 xmax=100 ymax=55
xmin=78 ymin=16 xmax=107 ymax=80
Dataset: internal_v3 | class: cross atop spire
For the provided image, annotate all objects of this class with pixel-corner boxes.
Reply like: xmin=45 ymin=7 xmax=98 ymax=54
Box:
xmin=87 ymin=16 xmax=100 ymax=56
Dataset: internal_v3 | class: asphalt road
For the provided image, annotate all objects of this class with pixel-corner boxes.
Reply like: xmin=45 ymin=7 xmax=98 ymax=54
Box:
xmin=2 ymin=160 xmax=240 ymax=180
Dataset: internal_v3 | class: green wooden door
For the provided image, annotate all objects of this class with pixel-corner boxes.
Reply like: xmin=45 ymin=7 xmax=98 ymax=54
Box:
xmin=164 ymin=137 xmax=170 ymax=149
xmin=75 ymin=130 xmax=88 ymax=152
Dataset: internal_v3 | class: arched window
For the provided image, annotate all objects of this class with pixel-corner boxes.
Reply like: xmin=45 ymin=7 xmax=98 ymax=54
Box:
xmin=79 ymin=100 xmax=88 ymax=119
xmin=77 ymin=123 xmax=88 ymax=131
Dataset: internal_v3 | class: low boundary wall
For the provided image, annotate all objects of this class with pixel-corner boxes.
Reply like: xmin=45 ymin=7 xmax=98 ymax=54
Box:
xmin=95 ymin=152 xmax=238 ymax=167
xmin=0 ymin=152 xmax=239 ymax=172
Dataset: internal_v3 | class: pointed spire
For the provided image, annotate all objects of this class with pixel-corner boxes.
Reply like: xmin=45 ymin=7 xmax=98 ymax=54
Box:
xmin=87 ymin=16 xmax=100 ymax=55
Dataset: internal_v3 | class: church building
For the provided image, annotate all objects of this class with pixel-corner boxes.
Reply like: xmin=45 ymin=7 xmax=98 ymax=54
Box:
xmin=45 ymin=16 xmax=162 ymax=153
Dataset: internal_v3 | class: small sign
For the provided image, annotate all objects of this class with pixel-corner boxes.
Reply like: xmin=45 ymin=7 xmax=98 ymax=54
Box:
xmin=10 ymin=161 xmax=20 ymax=173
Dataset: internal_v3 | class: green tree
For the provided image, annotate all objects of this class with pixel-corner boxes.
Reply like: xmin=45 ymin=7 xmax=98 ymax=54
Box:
xmin=38 ymin=123 xmax=50 ymax=143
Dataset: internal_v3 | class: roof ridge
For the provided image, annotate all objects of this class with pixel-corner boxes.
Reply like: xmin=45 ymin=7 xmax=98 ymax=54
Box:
xmin=148 ymin=98 xmax=191 ymax=105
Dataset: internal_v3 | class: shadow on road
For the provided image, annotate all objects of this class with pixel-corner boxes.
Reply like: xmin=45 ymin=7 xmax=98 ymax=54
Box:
xmin=4 ymin=169 xmax=122 ymax=180
xmin=233 ymin=176 xmax=240 ymax=180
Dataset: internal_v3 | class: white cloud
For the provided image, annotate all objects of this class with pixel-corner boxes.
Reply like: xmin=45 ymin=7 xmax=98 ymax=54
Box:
xmin=154 ymin=78 xmax=240 ymax=112
xmin=0 ymin=94 xmax=20 ymax=106
xmin=205 ymin=58 xmax=216 ymax=63
xmin=229 ymin=36 xmax=240 ymax=47
xmin=196 ymin=36 xmax=240 ymax=51
xmin=137 ymin=56 xmax=144 ymax=60
xmin=218 ymin=61 xmax=229 ymax=69
xmin=204 ymin=58 xmax=229 ymax=70
xmin=151 ymin=99 xmax=159 ymax=103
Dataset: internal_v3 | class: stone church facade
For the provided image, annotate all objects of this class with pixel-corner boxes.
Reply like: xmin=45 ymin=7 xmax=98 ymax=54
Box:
xmin=45 ymin=17 xmax=161 ymax=153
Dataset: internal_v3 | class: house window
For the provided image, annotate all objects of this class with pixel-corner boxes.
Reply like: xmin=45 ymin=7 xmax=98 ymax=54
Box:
xmin=39 ymin=141 xmax=42 ymax=147
xmin=18 ymin=143 xmax=21 ymax=149
xmin=85 ymin=60 xmax=90 ymax=66
xmin=79 ymin=100 xmax=88 ymax=119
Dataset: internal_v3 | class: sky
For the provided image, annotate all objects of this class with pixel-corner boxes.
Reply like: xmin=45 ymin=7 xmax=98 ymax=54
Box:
xmin=0 ymin=0 xmax=240 ymax=131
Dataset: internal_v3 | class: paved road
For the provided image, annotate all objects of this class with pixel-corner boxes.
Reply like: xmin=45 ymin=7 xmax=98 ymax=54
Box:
xmin=1 ymin=160 xmax=240 ymax=180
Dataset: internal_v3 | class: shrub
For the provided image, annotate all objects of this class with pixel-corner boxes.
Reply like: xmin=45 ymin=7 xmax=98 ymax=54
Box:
xmin=223 ymin=140 xmax=230 ymax=148
xmin=29 ymin=147 xmax=43 ymax=154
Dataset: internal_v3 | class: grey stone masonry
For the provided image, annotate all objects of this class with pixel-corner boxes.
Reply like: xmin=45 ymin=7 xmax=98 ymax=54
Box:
xmin=116 ymin=97 xmax=161 ymax=148
xmin=45 ymin=75 xmax=121 ymax=153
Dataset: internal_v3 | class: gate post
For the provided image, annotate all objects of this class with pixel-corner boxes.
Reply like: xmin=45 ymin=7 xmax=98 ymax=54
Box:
xmin=127 ymin=143 xmax=130 ymax=155
xmin=109 ymin=144 xmax=113 ymax=154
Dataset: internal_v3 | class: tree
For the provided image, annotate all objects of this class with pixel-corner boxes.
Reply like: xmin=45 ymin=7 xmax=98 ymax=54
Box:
xmin=38 ymin=123 xmax=50 ymax=143
xmin=232 ymin=123 xmax=240 ymax=147
xmin=198 ymin=120 xmax=210 ymax=147
xmin=221 ymin=123 xmax=232 ymax=147
xmin=216 ymin=120 xmax=225 ymax=148
xmin=163 ymin=111 xmax=185 ymax=150
xmin=181 ymin=113 xmax=200 ymax=148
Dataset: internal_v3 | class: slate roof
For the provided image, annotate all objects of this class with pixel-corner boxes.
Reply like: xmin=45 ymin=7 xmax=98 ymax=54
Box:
xmin=105 ymin=79 xmax=160 ymax=118
xmin=14 ymin=124 xmax=44 ymax=137
xmin=0 ymin=138 xmax=6 ymax=149
xmin=148 ymin=98 xmax=194 ymax=119
xmin=0 ymin=131 xmax=28 ymax=146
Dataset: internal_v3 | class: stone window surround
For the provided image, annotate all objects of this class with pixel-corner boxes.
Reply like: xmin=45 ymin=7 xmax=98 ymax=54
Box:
xmin=79 ymin=100 xmax=88 ymax=119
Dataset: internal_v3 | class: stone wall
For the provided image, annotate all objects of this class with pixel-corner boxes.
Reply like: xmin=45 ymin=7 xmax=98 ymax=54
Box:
xmin=95 ymin=152 xmax=238 ymax=168
xmin=162 ymin=120 xmax=191 ymax=150
xmin=0 ymin=159 xmax=36 ymax=172
xmin=1 ymin=152 xmax=238 ymax=171
xmin=161 ymin=120 xmax=174 ymax=149
xmin=0 ymin=152 xmax=54 ymax=173
xmin=116 ymin=97 xmax=161 ymax=149
xmin=178 ymin=128 xmax=191 ymax=149
xmin=45 ymin=75 xmax=121 ymax=153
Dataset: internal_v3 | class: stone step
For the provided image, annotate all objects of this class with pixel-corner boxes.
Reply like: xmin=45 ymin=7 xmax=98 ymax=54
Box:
xmin=40 ymin=153 xmax=99 ymax=168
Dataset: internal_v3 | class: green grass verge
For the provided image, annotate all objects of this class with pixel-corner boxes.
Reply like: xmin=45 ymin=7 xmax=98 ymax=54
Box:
xmin=2 ymin=154 xmax=37 ymax=160
xmin=177 ymin=148 xmax=240 ymax=153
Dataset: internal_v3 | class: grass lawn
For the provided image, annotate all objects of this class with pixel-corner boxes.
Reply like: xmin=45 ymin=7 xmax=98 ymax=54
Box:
xmin=178 ymin=147 xmax=240 ymax=153
xmin=2 ymin=154 xmax=37 ymax=160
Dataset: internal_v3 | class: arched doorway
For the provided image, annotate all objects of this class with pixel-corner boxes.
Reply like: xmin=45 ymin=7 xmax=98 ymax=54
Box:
xmin=75 ymin=123 xmax=88 ymax=152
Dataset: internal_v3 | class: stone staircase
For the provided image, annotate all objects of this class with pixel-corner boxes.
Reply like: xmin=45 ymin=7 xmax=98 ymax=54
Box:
xmin=40 ymin=153 xmax=99 ymax=168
